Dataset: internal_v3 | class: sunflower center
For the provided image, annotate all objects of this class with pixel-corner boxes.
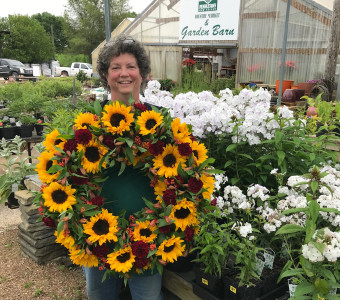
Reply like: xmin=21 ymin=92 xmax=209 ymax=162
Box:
xmin=92 ymin=219 xmax=110 ymax=235
xmin=85 ymin=146 xmax=100 ymax=163
xmin=55 ymin=139 xmax=62 ymax=145
xmin=140 ymin=228 xmax=152 ymax=238
xmin=46 ymin=160 xmax=53 ymax=171
xmin=163 ymin=154 xmax=176 ymax=167
xmin=117 ymin=252 xmax=131 ymax=263
xmin=174 ymin=207 xmax=190 ymax=219
xmin=51 ymin=190 xmax=68 ymax=204
xmin=145 ymin=119 xmax=157 ymax=130
xmin=110 ymin=113 xmax=126 ymax=127
xmin=193 ymin=150 xmax=198 ymax=158
xmin=164 ymin=244 xmax=175 ymax=253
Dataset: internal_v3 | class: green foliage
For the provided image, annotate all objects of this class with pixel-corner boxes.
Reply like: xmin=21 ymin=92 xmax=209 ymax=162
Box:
xmin=0 ymin=136 xmax=36 ymax=204
xmin=210 ymin=76 xmax=236 ymax=94
xmin=18 ymin=114 xmax=37 ymax=125
xmin=76 ymin=70 xmax=88 ymax=83
xmin=32 ymin=12 xmax=68 ymax=54
xmin=158 ymin=79 xmax=175 ymax=91
xmin=0 ymin=15 xmax=53 ymax=63
xmin=55 ymin=53 xmax=90 ymax=67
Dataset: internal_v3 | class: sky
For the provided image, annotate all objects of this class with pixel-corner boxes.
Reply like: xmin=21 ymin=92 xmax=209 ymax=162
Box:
xmin=0 ymin=0 xmax=153 ymax=18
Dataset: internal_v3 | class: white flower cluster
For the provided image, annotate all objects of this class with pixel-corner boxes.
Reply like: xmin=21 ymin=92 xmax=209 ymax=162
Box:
xmin=302 ymin=228 xmax=340 ymax=263
xmin=142 ymin=80 xmax=301 ymax=145
xmin=232 ymin=221 xmax=255 ymax=240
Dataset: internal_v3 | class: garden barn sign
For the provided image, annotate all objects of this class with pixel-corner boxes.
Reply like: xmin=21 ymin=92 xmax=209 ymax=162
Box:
xmin=179 ymin=0 xmax=240 ymax=41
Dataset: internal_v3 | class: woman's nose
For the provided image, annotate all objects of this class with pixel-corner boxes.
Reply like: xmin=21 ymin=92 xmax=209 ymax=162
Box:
xmin=120 ymin=67 xmax=129 ymax=76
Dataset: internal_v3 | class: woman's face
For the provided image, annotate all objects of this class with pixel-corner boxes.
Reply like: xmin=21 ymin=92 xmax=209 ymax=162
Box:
xmin=106 ymin=53 xmax=142 ymax=104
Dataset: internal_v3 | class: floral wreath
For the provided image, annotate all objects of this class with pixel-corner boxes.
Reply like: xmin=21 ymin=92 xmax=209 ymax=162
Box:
xmin=34 ymin=99 xmax=216 ymax=278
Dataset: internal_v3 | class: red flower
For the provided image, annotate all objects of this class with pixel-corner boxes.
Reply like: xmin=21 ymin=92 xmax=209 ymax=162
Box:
xmin=148 ymin=140 xmax=165 ymax=156
xmin=189 ymin=135 xmax=196 ymax=142
xmin=75 ymin=129 xmax=92 ymax=145
xmin=188 ymin=177 xmax=203 ymax=194
xmin=159 ymin=225 xmax=171 ymax=233
xmin=71 ymin=170 xmax=89 ymax=185
xmin=174 ymin=175 xmax=184 ymax=188
xmin=134 ymin=257 xmax=149 ymax=268
xmin=42 ymin=216 xmax=56 ymax=228
xmin=163 ymin=190 xmax=176 ymax=206
xmin=134 ymin=103 xmax=148 ymax=112
xmin=132 ymin=241 xmax=149 ymax=258
xmin=211 ymin=198 xmax=217 ymax=206
xmin=92 ymin=244 xmax=109 ymax=258
xmin=102 ymin=135 xmax=115 ymax=150
xmin=178 ymin=143 xmax=192 ymax=156
xmin=184 ymin=227 xmax=195 ymax=241
xmin=182 ymin=58 xmax=196 ymax=66
xmin=90 ymin=196 xmax=104 ymax=207
xmin=63 ymin=139 xmax=78 ymax=153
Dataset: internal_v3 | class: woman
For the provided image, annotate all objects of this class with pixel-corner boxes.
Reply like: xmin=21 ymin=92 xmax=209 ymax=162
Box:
xmin=83 ymin=35 xmax=163 ymax=300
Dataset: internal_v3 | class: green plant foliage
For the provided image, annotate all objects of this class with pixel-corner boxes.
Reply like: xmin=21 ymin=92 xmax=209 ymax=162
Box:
xmin=55 ymin=53 xmax=90 ymax=67
xmin=76 ymin=70 xmax=88 ymax=83
xmin=158 ymin=79 xmax=175 ymax=91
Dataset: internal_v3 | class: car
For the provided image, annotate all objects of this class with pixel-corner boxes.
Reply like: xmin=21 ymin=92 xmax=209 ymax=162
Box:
xmin=0 ymin=58 xmax=33 ymax=79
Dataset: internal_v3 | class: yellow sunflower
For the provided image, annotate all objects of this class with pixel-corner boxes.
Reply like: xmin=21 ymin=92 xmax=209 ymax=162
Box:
xmin=77 ymin=140 xmax=108 ymax=174
xmin=153 ymin=144 xmax=186 ymax=178
xmin=36 ymin=151 xmax=60 ymax=183
xmin=69 ymin=246 xmax=99 ymax=268
xmin=74 ymin=112 xmax=100 ymax=130
xmin=133 ymin=220 xmax=158 ymax=243
xmin=154 ymin=180 xmax=167 ymax=202
xmin=83 ymin=209 xmax=119 ymax=245
xmin=171 ymin=118 xmax=191 ymax=144
xmin=54 ymin=229 xmax=75 ymax=250
xmin=201 ymin=173 xmax=215 ymax=200
xmin=190 ymin=141 xmax=208 ymax=166
xmin=43 ymin=129 xmax=66 ymax=152
xmin=156 ymin=235 xmax=185 ymax=263
xmin=107 ymin=246 xmax=135 ymax=273
xmin=169 ymin=198 xmax=199 ymax=231
xmin=101 ymin=102 xmax=134 ymax=135
xmin=43 ymin=182 xmax=76 ymax=213
xmin=137 ymin=110 xmax=164 ymax=135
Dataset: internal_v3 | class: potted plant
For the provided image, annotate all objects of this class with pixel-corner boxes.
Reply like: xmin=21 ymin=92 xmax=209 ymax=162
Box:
xmin=302 ymin=92 xmax=322 ymax=117
xmin=0 ymin=136 xmax=36 ymax=207
xmin=16 ymin=114 xmax=36 ymax=138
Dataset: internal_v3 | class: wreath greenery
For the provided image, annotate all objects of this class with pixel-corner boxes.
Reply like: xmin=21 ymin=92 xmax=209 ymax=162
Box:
xmin=34 ymin=98 xmax=216 ymax=278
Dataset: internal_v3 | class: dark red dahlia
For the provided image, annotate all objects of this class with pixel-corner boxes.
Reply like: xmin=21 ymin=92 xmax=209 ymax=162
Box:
xmin=131 ymin=241 xmax=149 ymax=258
xmin=159 ymin=225 xmax=171 ymax=233
xmin=148 ymin=140 xmax=165 ymax=156
xmin=178 ymin=143 xmax=192 ymax=156
xmin=189 ymin=134 xmax=197 ymax=142
xmin=211 ymin=198 xmax=217 ymax=206
xmin=174 ymin=175 xmax=184 ymax=187
xmin=163 ymin=190 xmax=176 ymax=206
xmin=63 ymin=139 xmax=78 ymax=152
xmin=71 ymin=170 xmax=89 ymax=185
xmin=92 ymin=244 xmax=110 ymax=258
xmin=188 ymin=177 xmax=203 ymax=194
xmin=42 ymin=216 xmax=56 ymax=228
xmin=134 ymin=257 xmax=149 ymax=268
xmin=134 ymin=103 xmax=149 ymax=112
xmin=102 ymin=135 xmax=115 ymax=150
xmin=90 ymin=196 xmax=104 ymax=207
xmin=75 ymin=129 xmax=92 ymax=145
xmin=184 ymin=227 xmax=195 ymax=241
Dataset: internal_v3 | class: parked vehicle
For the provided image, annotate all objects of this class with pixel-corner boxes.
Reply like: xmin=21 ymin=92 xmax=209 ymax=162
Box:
xmin=0 ymin=58 xmax=33 ymax=79
xmin=54 ymin=62 xmax=93 ymax=77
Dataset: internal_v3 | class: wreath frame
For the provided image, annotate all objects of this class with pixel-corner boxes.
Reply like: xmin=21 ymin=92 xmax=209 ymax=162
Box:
xmin=34 ymin=99 xmax=216 ymax=278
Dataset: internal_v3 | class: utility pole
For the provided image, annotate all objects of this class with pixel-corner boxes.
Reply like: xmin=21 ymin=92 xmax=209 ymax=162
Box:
xmin=51 ymin=24 xmax=56 ymax=59
xmin=324 ymin=0 xmax=340 ymax=101
xmin=104 ymin=0 xmax=111 ymax=43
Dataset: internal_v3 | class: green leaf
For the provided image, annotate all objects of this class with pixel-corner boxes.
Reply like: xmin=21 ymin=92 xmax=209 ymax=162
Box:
xmin=277 ymin=150 xmax=285 ymax=166
xmin=275 ymin=224 xmax=305 ymax=235
xmin=125 ymin=147 xmax=134 ymax=164
xmin=125 ymin=138 xmax=133 ymax=148
xmin=304 ymin=219 xmax=316 ymax=244
xmin=319 ymin=208 xmax=340 ymax=214
xmin=93 ymin=100 xmax=102 ymax=116
xmin=280 ymin=207 xmax=307 ymax=215
xmin=275 ymin=131 xmax=284 ymax=145
xmin=47 ymin=164 xmax=64 ymax=173
xmin=57 ymin=220 xmax=64 ymax=236
xmin=294 ymin=281 xmax=315 ymax=297
xmin=314 ymin=278 xmax=329 ymax=295
xmin=118 ymin=162 xmax=126 ymax=176
xmin=309 ymin=153 xmax=316 ymax=162
xmin=309 ymin=200 xmax=320 ymax=224
xmin=226 ymin=144 xmax=238 ymax=152
xmin=310 ymin=181 xmax=318 ymax=194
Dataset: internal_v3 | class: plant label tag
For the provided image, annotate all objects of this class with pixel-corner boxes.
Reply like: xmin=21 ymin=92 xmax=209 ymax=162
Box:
xmin=264 ymin=248 xmax=275 ymax=269
xmin=230 ymin=286 xmax=236 ymax=294
xmin=12 ymin=183 xmax=19 ymax=192
xmin=254 ymin=253 xmax=265 ymax=276
xmin=202 ymin=278 xmax=208 ymax=285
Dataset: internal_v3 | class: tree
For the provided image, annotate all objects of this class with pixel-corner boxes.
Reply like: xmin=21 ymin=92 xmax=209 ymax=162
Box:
xmin=64 ymin=0 xmax=136 ymax=56
xmin=0 ymin=15 xmax=53 ymax=63
xmin=32 ymin=12 xmax=69 ymax=54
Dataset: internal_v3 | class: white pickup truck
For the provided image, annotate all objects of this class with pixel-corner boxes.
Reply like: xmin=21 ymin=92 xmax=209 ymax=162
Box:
xmin=54 ymin=62 xmax=93 ymax=77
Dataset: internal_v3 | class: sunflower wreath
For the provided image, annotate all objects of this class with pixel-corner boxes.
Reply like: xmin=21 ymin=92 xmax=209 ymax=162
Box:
xmin=34 ymin=99 xmax=216 ymax=278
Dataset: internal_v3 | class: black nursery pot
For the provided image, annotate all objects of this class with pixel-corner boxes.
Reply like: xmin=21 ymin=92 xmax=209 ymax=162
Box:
xmin=1 ymin=126 xmax=16 ymax=139
xmin=35 ymin=124 xmax=45 ymax=136
xmin=16 ymin=125 xmax=34 ymax=138
xmin=165 ymin=251 xmax=197 ymax=273
xmin=193 ymin=264 xmax=224 ymax=298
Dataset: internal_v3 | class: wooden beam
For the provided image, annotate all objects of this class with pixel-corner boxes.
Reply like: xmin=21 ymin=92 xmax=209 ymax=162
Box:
xmin=242 ymin=11 xmax=279 ymax=19
xmin=239 ymin=47 xmax=327 ymax=54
